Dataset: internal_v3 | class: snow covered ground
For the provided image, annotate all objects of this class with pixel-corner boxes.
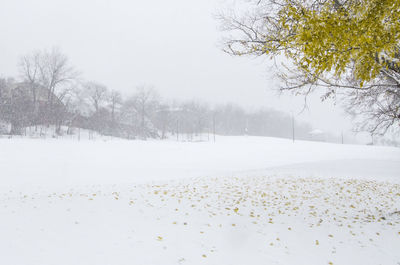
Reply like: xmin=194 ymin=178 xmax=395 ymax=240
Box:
xmin=0 ymin=136 xmax=399 ymax=265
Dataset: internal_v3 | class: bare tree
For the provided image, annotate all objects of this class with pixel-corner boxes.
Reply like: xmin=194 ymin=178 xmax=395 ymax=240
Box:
xmin=38 ymin=48 xmax=78 ymax=107
xmin=131 ymin=85 xmax=160 ymax=139
xmin=84 ymin=82 xmax=108 ymax=113
xmin=343 ymin=71 xmax=400 ymax=134
xmin=18 ymin=48 xmax=78 ymax=127
xmin=18 ymin=51 xmax=41 ymax=106
xmin=152 ymin=103 xmax=171 ymax=139
xmin=82 ymin=81 xmax=112 ymax=134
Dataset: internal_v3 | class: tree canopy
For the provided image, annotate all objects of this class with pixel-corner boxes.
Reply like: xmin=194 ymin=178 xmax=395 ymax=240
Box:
xmin=280 ymin=0 xmax=399 ymax=85
xmin=219 ymin=0 xmax=400 ymax=134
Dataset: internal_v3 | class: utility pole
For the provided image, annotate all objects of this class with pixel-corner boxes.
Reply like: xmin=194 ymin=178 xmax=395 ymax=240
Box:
xmin=341 ymin=131 xmax=344 ymax=144
xmin=213 ymin=114 xmax=216 ymax=142
xmin=291 ymin=112 xmax=295 ymax=143
xmin=141 ymin=105 xmax=146 ymax=140
xmin=176 ymin=119 xmax=179 ymax=141
xmin=245 ymin=118 xmax=249 ymax=136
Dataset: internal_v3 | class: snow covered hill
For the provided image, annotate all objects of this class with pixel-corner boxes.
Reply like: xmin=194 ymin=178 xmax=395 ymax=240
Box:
xmin=0 ymin=136 xmax=399 ymax=265
xmin=1 ymin=135 xmax=399 ymax=188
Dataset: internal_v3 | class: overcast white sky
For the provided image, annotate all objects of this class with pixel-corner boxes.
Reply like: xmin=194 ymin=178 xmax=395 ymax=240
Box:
xmin=0 ymin=0 xmax=362 ymax=139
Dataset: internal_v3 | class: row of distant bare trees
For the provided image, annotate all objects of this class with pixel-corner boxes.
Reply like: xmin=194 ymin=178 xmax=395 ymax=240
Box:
xmin=0 ymin=48 xmax=315 ymax=140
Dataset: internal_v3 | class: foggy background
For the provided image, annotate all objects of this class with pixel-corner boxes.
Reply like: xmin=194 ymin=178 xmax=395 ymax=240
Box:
xmin=0 ymin=0 xmax=374 ymax=142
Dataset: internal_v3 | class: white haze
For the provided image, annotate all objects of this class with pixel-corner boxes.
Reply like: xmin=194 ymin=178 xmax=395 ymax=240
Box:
xmin=0 ymin=0 xmax=368 ymax=141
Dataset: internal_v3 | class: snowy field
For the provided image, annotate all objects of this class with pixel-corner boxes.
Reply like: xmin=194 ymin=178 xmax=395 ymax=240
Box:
xmin=0 ymin=136 xmax=399 ymax=265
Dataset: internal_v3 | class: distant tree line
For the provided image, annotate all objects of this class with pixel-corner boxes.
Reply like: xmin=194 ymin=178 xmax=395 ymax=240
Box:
xmin=0 ymin=48 xmax=316 ymax=141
